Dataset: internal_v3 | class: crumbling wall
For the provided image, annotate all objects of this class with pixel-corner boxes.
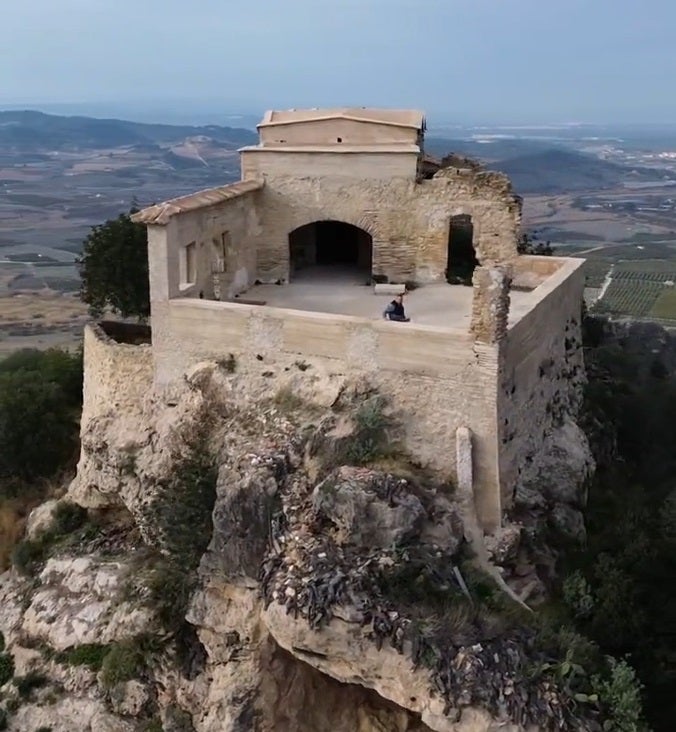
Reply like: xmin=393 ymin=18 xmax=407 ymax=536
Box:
xmin=253 ymin=169 xmax=520 ymax=285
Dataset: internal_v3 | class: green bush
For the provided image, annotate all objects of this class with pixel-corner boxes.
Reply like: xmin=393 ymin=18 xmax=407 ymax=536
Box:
xmin=0 ymin=709 xmax=7 ymax=731
xmin=0 ymin=631 xmax=4 ymax=653
xmin=592 ymin=657 xmax=644 ymax=732
xmin=0 ymin=652 xmax=14 ymax=686
xmin=347 ymin=394 xmax=390 ymax=464
xmin=100 ymin=640 xmax=143 ymax=688
xmin=0 ymin=348 xmax=82 ymax=487
xmin=62 ymin=643 xmax=108 ymax=671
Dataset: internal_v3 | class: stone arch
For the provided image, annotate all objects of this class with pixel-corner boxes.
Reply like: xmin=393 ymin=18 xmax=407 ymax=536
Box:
xmin=288 ymin=219 xmax=373 ymax=280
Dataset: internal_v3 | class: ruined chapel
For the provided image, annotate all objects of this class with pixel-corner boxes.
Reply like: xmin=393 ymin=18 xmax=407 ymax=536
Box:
xmin=122 ymin=108 xmax=587 ymax=532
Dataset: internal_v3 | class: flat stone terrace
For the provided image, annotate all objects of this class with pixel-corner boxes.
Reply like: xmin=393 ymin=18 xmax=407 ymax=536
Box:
xmin=239 ymin=267 xmax=534 ymax=330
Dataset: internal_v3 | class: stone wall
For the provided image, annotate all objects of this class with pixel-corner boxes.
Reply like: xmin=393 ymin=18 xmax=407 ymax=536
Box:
xmin=154 ymin=298 xmax=503 ymax=530
xmin=252 ymin=168 xmax=520 ymax=285
xmin=241 ymin=150 xmax=419 ymax=182
xmin=80 ymin=323 xmax=154 ymax=428
xmin=147 ymin=188 xmax=262 ymax=306
xmin=497 ymin=259 xmax=587 ymax=508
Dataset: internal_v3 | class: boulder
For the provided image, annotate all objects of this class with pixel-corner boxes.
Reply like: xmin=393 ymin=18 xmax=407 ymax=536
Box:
xmin=312 ymin=467 xmax=426 ymax=549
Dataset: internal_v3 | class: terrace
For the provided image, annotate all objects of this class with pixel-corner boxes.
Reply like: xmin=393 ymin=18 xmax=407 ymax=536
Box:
xmin=226 ymin=255 xmax=572 ymax=332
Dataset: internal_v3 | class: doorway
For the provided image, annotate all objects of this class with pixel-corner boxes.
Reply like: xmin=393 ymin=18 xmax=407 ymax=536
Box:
xmin=289 ymin=220 xmax=372 ymax=281
xmin=446 ymin=214 xmax=478 ymax=285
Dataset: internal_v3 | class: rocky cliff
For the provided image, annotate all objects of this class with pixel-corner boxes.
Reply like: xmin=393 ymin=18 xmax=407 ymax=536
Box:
xmin=0 ymin=353 xmax=596 ymax=731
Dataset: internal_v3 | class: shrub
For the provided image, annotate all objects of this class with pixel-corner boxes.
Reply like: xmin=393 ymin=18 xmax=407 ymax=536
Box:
xmin=0 ymin=652 xmax=14 ymax=686
xmin=62 ymin=643 xmax=108 ymax=671
xmin=51 ymin=502 xmax=87 ymax=535
xmin=11 ymin=537 xmax=48 ymax=576
xmin=14 ymin=671 xmax=47 ymax=699
xmin=0 ymin=710 xmax=7 ymax=731
xmin=347 ymin=394 xmax=390 ymax=464
xmin=216 ymin=354 xmax=237 ymax=373
xmin=273 ymin=386 xmax=304 ymax=412
xmin=142 ymin=719 xmax=163 ymax=732
xmin=0 ymin=348 xmax=82 ymax=486
xmin=592 ymin=657 xmax=644 ymax=732
xmin=0 ymin=631 xmax=4 ymax=653
xmin=563 ymin=570 xmax=595 ymax=619
xmin=100 ymin=640 xmax=143 ymax=688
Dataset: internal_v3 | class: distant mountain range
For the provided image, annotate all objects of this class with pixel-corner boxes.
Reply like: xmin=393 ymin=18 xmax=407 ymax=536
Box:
xmin=0 ymin=110 xmax=672 ymax=195
xmin=0 ymin=110 xmax=257 ymax=150
xmin=426 ymin=136 xmax=673 ymax=194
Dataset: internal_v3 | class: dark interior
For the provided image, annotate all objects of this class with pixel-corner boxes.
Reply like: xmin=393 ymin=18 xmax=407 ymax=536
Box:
xmin=446 ymin=214 xmax=478 ymax=285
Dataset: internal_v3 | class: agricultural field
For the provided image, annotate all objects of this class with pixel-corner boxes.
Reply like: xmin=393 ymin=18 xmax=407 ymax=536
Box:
xmin=589 ymin=259 xmax=676 ymax=324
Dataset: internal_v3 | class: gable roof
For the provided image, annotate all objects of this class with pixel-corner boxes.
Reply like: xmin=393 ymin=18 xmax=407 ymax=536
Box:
xmin=258 ymin=108 xmax=425 ymax=130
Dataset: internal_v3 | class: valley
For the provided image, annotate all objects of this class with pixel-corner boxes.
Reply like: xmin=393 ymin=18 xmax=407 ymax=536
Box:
xmin=2 ymin=111 xmax=676 ymax=353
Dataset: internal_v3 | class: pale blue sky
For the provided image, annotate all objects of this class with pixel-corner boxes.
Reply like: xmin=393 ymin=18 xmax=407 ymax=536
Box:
xmin=2 ymin=0 xmax=675 ymax=124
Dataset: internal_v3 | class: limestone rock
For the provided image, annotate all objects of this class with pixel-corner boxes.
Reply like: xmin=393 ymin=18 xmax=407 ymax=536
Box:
xmin=109 ymin=679 xmax=151 ymax=717
xmin=25 ymin=499 xmax=59 ymax=539
xmin=21 ymin=557 xmax=154 ymax=651
xmin=8 ymin=698 xmax=136 ymax=732
xmin=312 ymin=467 xmax=426 ymax=549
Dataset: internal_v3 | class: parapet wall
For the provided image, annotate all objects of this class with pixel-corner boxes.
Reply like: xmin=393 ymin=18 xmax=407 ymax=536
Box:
xmin=81 ymin=323 xmax=154 ymax=428
xmin=498 ymin=258 xmax=586 ymax=505
xmin=152 ymin=298 xmax=503 ymax=529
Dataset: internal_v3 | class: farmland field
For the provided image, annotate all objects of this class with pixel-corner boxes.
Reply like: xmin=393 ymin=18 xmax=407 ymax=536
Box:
xmin=649 ymin=289 xmax=676 ymax=319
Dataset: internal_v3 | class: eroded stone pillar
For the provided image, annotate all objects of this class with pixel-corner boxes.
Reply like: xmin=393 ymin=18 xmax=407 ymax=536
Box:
xmin=470 ymin=265 xmax=512 ymax=344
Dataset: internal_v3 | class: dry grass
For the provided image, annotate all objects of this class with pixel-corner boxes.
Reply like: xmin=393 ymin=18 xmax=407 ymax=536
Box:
xmin=0 ymin=479 xmax=68 ymax=570
xmin=0 ymin=498 xmax=32 ymax=570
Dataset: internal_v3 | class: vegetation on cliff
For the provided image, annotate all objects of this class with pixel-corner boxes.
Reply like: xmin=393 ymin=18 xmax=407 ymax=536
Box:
xmin=557 ymin=318 xmax=676 ymax=731
xmin=77 ymin=206 xmax=150 ymax=320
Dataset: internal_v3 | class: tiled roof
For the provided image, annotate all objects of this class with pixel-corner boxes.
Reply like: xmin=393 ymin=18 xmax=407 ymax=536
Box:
xmin=259 ymin=108 xmax=425 ymax=129
xmin=132 ymin=179 xmax=264 ymax=225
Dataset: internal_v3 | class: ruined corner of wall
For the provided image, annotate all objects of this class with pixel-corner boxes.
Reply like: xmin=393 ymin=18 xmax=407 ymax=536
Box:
xmin=470 ymin=265 xmax=513 ymax=344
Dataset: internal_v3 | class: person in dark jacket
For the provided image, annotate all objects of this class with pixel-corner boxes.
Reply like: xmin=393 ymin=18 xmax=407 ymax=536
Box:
xmin=383 ymin=294 xmax=410 ymax=322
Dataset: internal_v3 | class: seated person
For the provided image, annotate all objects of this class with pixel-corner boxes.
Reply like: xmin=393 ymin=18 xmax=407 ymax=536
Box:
xmin=383 ymin=294 xmax=410 ymax=322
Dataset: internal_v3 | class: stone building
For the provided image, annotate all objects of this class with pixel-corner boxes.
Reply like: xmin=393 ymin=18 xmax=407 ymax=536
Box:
xmin=128 ymin=108 xmax=587 ymax=532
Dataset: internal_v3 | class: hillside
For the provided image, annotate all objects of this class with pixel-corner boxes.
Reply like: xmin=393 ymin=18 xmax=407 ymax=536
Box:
xmin=426 ymin=136 xmax=672 ymax=194
xmin=0 ymin=110 xmax=257 ymax=150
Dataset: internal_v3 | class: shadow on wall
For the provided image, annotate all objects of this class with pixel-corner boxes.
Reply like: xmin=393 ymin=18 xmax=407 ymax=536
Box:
xmin=99 ymin=321 xmax=152 ymax=345
xmin=289 ymin=220 xmax=373 ymax=280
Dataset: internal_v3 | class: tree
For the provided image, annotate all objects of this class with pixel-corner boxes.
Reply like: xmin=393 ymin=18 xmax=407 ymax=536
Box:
xmin=518 ymin=231 xmax=554 ymax=256
xmin=78 ymin=206 xmax=149 ymax=319
xmin=0 ymin=348 xmax=83 ymax=487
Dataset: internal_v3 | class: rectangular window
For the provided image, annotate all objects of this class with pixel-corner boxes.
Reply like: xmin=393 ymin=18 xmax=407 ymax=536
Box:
xmin=182 ymin=241 xmax=197 ymax=285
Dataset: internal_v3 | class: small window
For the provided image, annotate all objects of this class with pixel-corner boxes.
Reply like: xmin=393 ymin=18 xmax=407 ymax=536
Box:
xmin=337 ymin=137 xmax=342 ymax=143
xmin=182 ymin=241 xmax=197 ymax=285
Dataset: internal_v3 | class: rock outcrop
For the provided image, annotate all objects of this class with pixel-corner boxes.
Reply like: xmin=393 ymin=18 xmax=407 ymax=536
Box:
xmin=0 ymin=361 xmax=596 ymax=731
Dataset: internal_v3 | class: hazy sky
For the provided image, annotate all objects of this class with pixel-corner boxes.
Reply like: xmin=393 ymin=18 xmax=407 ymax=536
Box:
xmin=2 ymin=0 xmax=675 ymax=124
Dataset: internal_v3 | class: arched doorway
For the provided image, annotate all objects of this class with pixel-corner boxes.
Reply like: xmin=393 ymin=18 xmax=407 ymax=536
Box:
xmin=446 ymin=214 xmax=478 ymax=285
xmin=289 ymin=221 xmax=372 ymax=281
